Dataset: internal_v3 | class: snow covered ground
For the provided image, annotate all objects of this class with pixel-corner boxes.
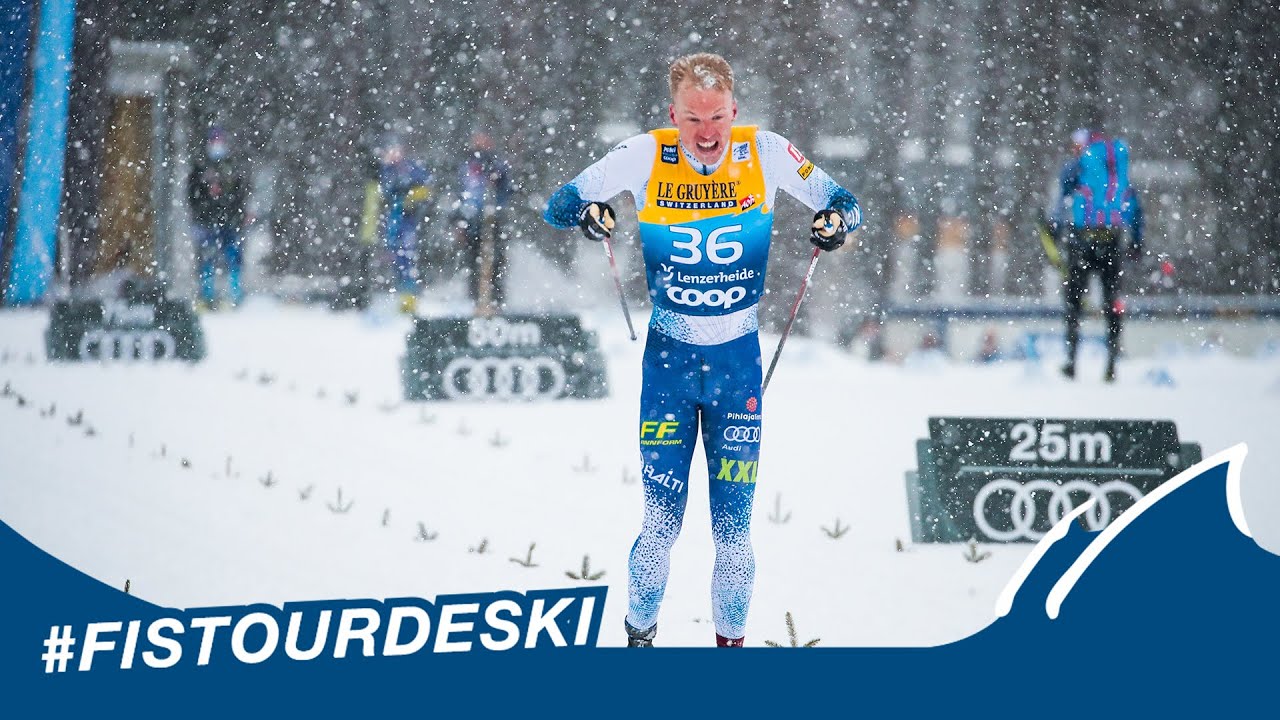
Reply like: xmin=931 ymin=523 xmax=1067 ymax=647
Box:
xmin=1 ymin=296 xmax=1277 ymax=648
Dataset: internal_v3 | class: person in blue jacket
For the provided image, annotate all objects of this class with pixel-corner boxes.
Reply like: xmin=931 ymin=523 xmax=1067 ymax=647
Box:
xmin=188 ymin=127 xmax=248 ymax=309
xmin=1053 ymin=128 xmax=1145 ymax=383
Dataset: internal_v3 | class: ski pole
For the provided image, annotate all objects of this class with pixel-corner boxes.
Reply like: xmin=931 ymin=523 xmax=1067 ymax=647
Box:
xmin=601 ymin=234 xmax=638 ymax=341
xmin=762 ymin=247 xmax=821 ymax=395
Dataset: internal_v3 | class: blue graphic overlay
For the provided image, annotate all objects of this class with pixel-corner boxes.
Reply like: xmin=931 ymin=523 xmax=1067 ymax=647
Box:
xmin=0 ymin=446 xmax=1273 ymax=715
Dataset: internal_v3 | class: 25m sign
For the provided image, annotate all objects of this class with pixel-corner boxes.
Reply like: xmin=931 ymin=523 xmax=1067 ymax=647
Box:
xmin=1007 ymin=421 xmax=1113 ymax=463
xmin=904 ymin=417 xmax=1203 ymax=543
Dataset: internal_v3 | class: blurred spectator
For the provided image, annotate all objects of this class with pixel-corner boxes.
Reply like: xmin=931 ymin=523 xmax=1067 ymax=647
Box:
xmin=453 ymin=132 xmax=513 ymax=315
xmin=1054 ymin=127 xmax=1145 ymax=383
xmin=188 ymin=126 xmax=248 ymax=309
xmin=844 ymin=315 xmax=886 ymax=362
xmin=377 ymin=135 xmax=432 ymax=313
xmin=975 ymin=328 xmax=1002 ymax=364
xmin=903 ymin=329 xmax=947 ymax=371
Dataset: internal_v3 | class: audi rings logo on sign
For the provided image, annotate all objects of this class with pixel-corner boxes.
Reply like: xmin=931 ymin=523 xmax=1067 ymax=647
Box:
xmin=441 ymin=356 xmax=567 ymax=401
xmin=972 ymin=478 xmax=1145 ymax=542
xmin=666 ymin=285 xmax=747 ymax=309
xmin=77 ymin=329 xmax=177 ymax=362
xmin=722 ymin=426 xmax=761 ymax=443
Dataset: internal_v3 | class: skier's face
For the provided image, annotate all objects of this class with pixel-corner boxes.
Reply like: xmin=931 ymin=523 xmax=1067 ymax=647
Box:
xmin=670 ymin=84 xmax=737 ymax=166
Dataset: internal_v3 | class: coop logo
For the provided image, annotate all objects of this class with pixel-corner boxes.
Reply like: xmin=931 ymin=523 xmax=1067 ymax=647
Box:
xmin=716 ymin=458 xmax=758 ymax=484
xmin=642 ymin=464 xmax=685 ymax=493
xmin=972 ymin=478 xmax=1145 ymax=542
xmin=666 ymin=285 xmax=747 ymax=309
xmin=722 ymin=426 xmax=760 ymax=443
xmin=640 ymin=421 xmax=683 ymax=446
xmin=78 ymin=330 xmax=177 ymax=362
xmin=441 ymin=356 xmax=566 ymax=401
xmin=661 ymin=144 xmax=679 ymax=164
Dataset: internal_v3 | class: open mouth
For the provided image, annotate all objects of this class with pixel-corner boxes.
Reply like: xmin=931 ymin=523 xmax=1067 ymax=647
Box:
xmin=696 ymin=140 xmax=720 ymax=154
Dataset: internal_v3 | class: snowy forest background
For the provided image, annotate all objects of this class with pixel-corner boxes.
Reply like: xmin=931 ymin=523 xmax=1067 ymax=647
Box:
xmin=60 ymin=0 xmax=1279 ymax=322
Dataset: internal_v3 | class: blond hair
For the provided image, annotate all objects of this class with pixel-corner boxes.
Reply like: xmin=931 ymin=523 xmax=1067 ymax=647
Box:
xmin=668 ymin=53 xmax=734 ymax=97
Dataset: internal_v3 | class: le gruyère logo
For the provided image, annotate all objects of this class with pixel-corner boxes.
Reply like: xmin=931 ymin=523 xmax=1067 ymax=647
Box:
xmin=654 ymin=180 xmax=739 ymax=210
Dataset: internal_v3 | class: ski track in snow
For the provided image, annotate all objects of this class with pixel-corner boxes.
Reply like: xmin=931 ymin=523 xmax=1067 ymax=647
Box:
xmin=0 ymin=302 xmax=1277 ymax=648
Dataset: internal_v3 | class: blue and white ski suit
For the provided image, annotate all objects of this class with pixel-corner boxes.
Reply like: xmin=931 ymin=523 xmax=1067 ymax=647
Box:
xmin=544 ymin=126 xmax=860 ymax=639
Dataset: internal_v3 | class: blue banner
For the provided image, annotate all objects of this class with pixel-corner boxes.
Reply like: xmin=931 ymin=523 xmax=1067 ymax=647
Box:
xmin=0 ymin=446 xmax=1272 ymax=714
xmin=0 ymin=0 xmax=34 ymax=257
xmin=5 ymin=0 xmax=74 ymax=305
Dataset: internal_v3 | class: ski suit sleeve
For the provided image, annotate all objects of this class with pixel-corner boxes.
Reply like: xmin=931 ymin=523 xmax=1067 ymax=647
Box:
xmin=543 ymin=134 xmax=656 ymax=229
xmin=756 ymin=130 xmax=862 ymax=232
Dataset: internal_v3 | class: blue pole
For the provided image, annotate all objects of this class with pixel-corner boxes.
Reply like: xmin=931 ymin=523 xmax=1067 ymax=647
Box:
xmin=5 ymin=0 xmax=76 ymax=305
xmin=0 ymin=1 xmax=35 ymax=253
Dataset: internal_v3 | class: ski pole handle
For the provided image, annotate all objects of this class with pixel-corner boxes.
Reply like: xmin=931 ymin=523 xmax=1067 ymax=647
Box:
xmin=762 ymin=247 xmax=821 ymax=395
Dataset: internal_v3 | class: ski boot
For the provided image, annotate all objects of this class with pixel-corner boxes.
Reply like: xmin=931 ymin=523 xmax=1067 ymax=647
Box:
xmin=1061 ymin=361 xmax=1076 ymax=380
xmin=1103 ymin=357 xmax=1117 ymax=383
xmin=624 ymin=619 xmax=656 ymax=648
xmin=715 ymin=633 xmax=744 ymax=648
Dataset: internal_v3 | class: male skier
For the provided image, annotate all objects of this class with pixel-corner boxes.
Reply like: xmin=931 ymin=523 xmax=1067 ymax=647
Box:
xmin=543 ymin=53 xmax=862 ymax=647
xmin=1052 ymin=127 xmax=1144 ymax=382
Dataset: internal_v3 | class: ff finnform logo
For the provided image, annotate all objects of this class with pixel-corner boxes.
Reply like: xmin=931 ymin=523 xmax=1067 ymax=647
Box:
xmin=640 ymin=420 xmax=682 ymax=446
xmin=661 ymin=144 xmax=679 ymax=164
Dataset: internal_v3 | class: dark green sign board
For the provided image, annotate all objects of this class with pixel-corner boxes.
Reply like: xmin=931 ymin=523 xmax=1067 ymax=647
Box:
xmin=905 ymin=417 xmax=1202 ymax=543
xmin=401 ymin=314 xmax=608 ymax=401
xmin=45 ymin=299 xmax=206 ymax=362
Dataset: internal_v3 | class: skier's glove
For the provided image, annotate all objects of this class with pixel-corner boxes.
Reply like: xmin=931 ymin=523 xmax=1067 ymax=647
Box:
xmin=578 ymin=202 xmax=616 ymax=242
xmin=810 ymin=209 xmax=847 ymax=252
